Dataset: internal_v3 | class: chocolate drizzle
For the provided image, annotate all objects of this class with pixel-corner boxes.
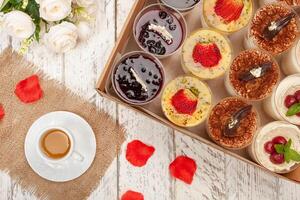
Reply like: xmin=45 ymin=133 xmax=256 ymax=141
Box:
xmin=238 ymin=62 xmax=272 ymax=81
xmin=262 ymin=12 xmax=295 ymax=41
xmin=224 ymin=105 xmax=253 ymax=137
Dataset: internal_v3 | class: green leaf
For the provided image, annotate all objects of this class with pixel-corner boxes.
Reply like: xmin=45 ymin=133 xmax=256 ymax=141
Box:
xmin=8 ymin=0 xmax=22 ymax=6
xmin=284 ymin=139 xmax=292 ymax=152
xmin=288 ymin=149 xmax=300 ymax=162
xmin=275 ymin=144 xmax=285 ymax=154
xmin=286 ymin=103 xmax=300 ymax=116
xmin=284 ymin=151 xmax=292 ymax=163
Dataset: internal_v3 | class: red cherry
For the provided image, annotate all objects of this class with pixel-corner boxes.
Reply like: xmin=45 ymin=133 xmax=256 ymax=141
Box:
xmin=284 ymin=95 xmax=297 ymax=108
xmin=264 ymin=141 xmax=275 ymax=154
xmin=272 ymin=136 xmax=287 ymax=145
xmin=270 ymin=153 xmax=285 ymax=164
xmin=294 ymin=90 xmax=300 ymax=102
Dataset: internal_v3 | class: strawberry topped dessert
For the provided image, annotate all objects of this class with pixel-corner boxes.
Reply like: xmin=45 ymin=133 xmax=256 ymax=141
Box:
xmin=249 ymin=121 xmax=300 ymax=173
xmin=182 ymin=29 xmax=232 ymax=80
xmin=161 ymin=76 xmax=212 ymax=127
xmin=202 ymin=0 xmax=253 ymax=33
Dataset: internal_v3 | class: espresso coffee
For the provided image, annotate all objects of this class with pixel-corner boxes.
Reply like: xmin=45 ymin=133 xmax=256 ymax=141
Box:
xmin=40 ymin=129 xmax=71 ymax=159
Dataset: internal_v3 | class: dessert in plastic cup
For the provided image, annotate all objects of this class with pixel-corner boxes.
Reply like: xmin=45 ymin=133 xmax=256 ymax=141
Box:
xmin=159 ymin=0 xmax=201 ymax=13
xmin=161 ymin=76 xmax=212 ymax=127
xmin=133 ymin=4 xmax=187 ymax=59
xmin=206 ymin=97 xmax=259 ymax=149
xmin=181 ymin=28 xmax=232 ymax=80
xmin=201 ymin=0 xmax=253 ymax=34
xmin=248 ymin=121 xmax=300 ymax=174
xmin=281 ymin=38 xmax=300 ymax=75
xmin=111 ymin=51 xmax=165 ymax=105
xmin=263 ymin=74 xmax=300 ymax=125
xmin=244 ymin=2 xmax=300 ymax=56
xmin=259 ymin=0 xmax=300 ymax=7
xmin=225 ymin=49 xmax=280 ymax=101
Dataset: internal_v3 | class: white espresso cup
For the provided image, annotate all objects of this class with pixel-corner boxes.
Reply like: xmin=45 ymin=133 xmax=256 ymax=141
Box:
xmin=36 ymin=126 xmax=84 ymax=168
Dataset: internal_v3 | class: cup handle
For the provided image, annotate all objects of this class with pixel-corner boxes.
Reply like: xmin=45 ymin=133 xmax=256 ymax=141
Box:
xmin=71 ymin=151 xmax=84 ymax=162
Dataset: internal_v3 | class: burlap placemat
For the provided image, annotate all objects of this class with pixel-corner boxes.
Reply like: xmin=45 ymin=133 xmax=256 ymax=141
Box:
xmin=0 ymin=48 xmax=125 ymax=200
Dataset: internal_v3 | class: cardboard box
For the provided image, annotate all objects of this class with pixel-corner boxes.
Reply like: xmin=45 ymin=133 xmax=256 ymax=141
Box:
xmin=96 ymin=0 xmax=300 ymax=183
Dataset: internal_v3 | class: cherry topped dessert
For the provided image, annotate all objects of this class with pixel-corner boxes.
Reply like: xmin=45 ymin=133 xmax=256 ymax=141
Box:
xmin=112 ymin=52 xmax=164 ymax=105
xmin=161 ymin=0 xmax=200 ymax=11
xmin=284 ymin=90 xmax=300 ymax=117
xmin=134 ymin=4 xmax=186 ymax=57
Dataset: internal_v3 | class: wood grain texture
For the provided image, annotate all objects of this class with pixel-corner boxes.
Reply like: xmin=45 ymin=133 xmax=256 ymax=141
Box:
xmin=1 ymin=0 xmax=300 ymax=199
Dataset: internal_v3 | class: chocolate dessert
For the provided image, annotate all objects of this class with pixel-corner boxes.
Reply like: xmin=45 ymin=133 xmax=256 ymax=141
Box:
xmin=134 ymin=5 xmax=185 ymax=57
xmin=249 ymin=3 xmax=299 ymax=55
xmin=207 ymin=97 xmax=259 ymax=149
xmin=112 ymin=52 xmax=164 ymax=104
xmin=228 ymin=49 xmax=280 ymax=100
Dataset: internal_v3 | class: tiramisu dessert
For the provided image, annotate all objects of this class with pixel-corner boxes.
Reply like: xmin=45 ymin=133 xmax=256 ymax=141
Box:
xmin=134 ymin=4 xmax=186 ymax=58
xmin=225 ymin=49 xmax=280 ymax=101
xmin=248 ymin=121 xmax=300 ymax=173
xmin=244 ymin=3 xmax=299 ymax=55
xmin=259 ymin=0 xmax=300 ymax=7
xmin=161 ymin=76 xmax=212 ymax=127
xmin=202 ymin=0 xmax=253 ymax=33
xmin=112 ymin=51 xmax=164 ymax=105
xmin=160 ymin=0 xmax=201 ymax=12
xmin=263 ymin=74 xmax=300 ymax=125
xmin=181 ymin=29 xmax=232 ymax=80
xmin=206 ymin=97 xmax=259 ymax=149
xmin=281 ymin=38 xmax=300 ymax=75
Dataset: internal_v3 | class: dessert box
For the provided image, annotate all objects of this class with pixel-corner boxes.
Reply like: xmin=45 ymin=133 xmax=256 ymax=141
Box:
xmin=96 ymin=0 xmax=300 ymax=183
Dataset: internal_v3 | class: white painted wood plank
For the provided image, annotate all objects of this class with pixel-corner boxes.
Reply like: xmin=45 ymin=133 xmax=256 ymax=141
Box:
xmin=116 ymin=0 xmax=136 ymax=35
xmin=118 ymin=105 xmax=175 ymax=200
xmin=225 ymin=155 xmax=278 ymax=200
xmin=278 ymin=179 xmax=300 ymax=200
xmin=174 ymin=132 xmax=226 ymax=200
xmin=64 ymin=0 xmax=118 ymax=199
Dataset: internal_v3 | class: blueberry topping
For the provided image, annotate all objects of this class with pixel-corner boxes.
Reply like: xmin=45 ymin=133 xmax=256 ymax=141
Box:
xmin=159 ymin=11 xmax=168 ymax=19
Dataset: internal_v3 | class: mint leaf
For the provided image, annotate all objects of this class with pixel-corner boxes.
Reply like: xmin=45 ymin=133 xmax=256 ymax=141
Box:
xmin=286 ymin=103 xmax=300 ymax=116
xmin=275 ymin=144 xmax=285 ymax=154
xmin=284 ymin=139 xmax=292 ymax=152
xmin=288 ymin=149 xmax=300 ymax=162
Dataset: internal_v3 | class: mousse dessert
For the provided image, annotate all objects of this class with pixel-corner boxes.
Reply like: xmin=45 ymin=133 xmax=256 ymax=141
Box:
xmin=112 ymin=51 xmax=164 ymax=105
xmin=181 ymin=29 xmax=232 ymax=80
xmin=225 ymin=49 xmax=280 ymax=101
xmin=202 ymin=0 xmax=253 ymax=33
xmin=207 ymin=97 xmax=259 ymax=149
xmin=244 ymin=3 xmax=299 ymax=55
xmin=248 ymin=121 xmax=300 ymax=173
xmin=161 ymin=76 xmax=212 ymax=127
xmin=160 ymin=0 xmax=200 ymax=12
xmin=281 ymin=38 xmax=300 ymax=75
xmin=134 ymin=4 xmax=187 ymax=58
xmin=263 ymin=74 xmax=300 ymax=125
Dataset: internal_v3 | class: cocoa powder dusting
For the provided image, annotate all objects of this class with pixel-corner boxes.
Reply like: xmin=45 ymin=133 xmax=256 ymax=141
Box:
xmin=250 ymin=3 xmax=299 ymax=55
xmin=207 ymin=97 xmax=258 ymax=149
xmin=229 ymin=50 xmax=280 ymax=100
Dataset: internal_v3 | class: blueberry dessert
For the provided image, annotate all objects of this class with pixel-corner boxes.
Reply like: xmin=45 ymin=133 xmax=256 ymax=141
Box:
xmin=161 ymin=0 xmax=200 ymax=11
xmin=134 ymin=5 xmax=185 ymax=57
xmin=112 ymin=52 xmax=164 ymax=104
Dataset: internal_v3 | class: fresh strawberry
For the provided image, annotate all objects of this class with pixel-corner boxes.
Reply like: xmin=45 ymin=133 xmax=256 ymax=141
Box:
xmin=192 ymin=42 xmax=222 ymax=68
xmin=214 ymin=0 xmax=244 ymax=23
xmin=171 ymin=89 xmax=198 ymax=115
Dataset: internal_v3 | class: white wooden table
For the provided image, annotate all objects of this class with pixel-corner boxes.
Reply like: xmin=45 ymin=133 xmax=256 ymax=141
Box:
xmin=0 ymin=0 xmax=300 ymax=199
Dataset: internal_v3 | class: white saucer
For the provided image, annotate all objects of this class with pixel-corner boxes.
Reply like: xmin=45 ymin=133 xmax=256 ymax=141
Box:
xmin=25 ymin=111 xmax=96 ymax=182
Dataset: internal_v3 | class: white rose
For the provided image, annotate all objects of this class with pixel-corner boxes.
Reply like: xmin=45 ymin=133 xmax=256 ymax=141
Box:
xmin=40 ymin=0 xmax=72 ymax=22
xmin=75 ymin=0 xmax=95 ymax=7
xmin=44 ymin=22 xmax=78 ymax=53
xmin=76 ymin=21 xmax=91 ymax=41
xmin=3 ymin=11 xmax=35 ymax=39
xmin=85 ymin=2 xmax=97 ymax=16
xmin=0 ymin=0 xmax=4 ymax=7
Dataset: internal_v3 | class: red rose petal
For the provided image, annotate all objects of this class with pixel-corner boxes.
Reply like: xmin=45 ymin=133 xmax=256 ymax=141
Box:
xmin=121 ymin=190 xmax=144 ymax=200
xmin=0 ymin=104 xmax=5 ymax=121
xmin=169 ymin=155 xmax=197 ymax=184
xmin=126 ymin=140 xmax=155 ymax=167
xmin=15 ymin=75 xmax=43 ymax=103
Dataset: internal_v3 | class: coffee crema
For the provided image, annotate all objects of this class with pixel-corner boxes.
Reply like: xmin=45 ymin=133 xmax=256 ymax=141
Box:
xmin=40 ymin=129 xmax=71 ymax=159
